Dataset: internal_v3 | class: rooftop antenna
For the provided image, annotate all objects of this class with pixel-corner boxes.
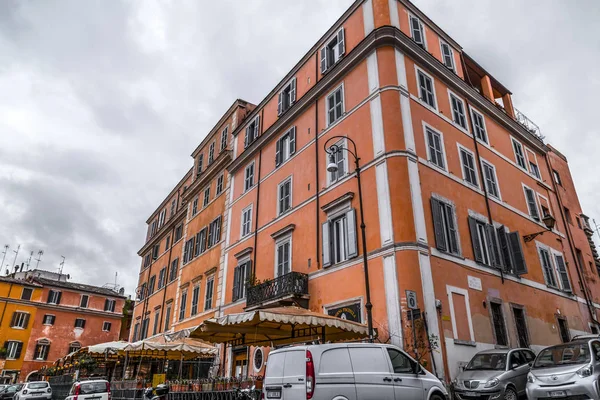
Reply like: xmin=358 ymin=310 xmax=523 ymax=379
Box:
xmin=11 ymin=245 xmax=20 ymax=267
xmin=25 ymin=251 xmax=33 ymax=271
xmin=593 ymin=219 xmax=600 ymax=244
xmin=34 ymin=250 xmax=44 ymax=268
xmin=59 ymin=256 xmax=66 ymax=275
xmin=1 ymin=245 xmax=8 ymax=274
xmin=114 ymin=271 xmax=118 ymax=287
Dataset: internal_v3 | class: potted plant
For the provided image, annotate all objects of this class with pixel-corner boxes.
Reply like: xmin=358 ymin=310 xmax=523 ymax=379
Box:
xmin=0 ymin=347 xmax=7 ymax=360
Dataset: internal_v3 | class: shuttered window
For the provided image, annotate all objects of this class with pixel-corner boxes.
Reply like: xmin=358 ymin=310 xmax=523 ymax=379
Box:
xmin=320 ymin=28 xmax=345 ymax=74
xmin=276 ymin=239 xmax=292 ymax=277
xmin=5 ymin=341 xmax=23 ymax=360
xmin=430 ymin=198 xmax=459 ymax=255
xmin=204 ymin=276 xmax=214 ymax=311
xmin=232 ymin=261 xmax=251 ymax=302
xmin=164 ymin=304 xmax=172 ymax=331
xmin=244 ymin=162 xmax=255 ymax=191
xmin=482 ymin=161 xmax=500 ymax=199
xmin=208 ymin=142 xmax=215 ymax=164
xmin=554 ymin=254 xmax=572 ymax=293
xmin=523 ymin=187 xmax=540 ymax=221
xmin=191 ymin=285 xmax=200 ymax=316
xmin=216 ymin=174 xmax=224 ymax=195
xmin=220 ymin=126 xmax=228 ymax=151
xmin=34 ymin=340 xmax=50 ymax=360
xmin=425 ymin=127 xmax=445 ymax=169
xmin=278 ymin=78 xmax=297 ymax=115
xmin=244 ymin=116 xmax=260 ymax=148
xmin=440 ymin=40 xmax=454 ymax=71
xmin=169 ymin=258 xmax=179 ymax=283
xmin=196 ymin=154 xmax=203 ymax=176
xmin=74 ymin=318 xmax=86 ymax=329
xmin=10 ymin=312 xmax=30 ymax=329
xmin=539 ymin=248 xmax=558 ymax=288
xmin=460 ymin=148 xmax=478 ymax=187
xmin=275 ymin=127 xmax=296 ymax=167
xmin=490 ymin=302 xmax=508 ymax=346
xmin=417 ymin=70 xmax=436 ymax=108
xmin=203 ymin=186 xmax=210 ymax=207
xmin=468 ymin=217 xmax=500 ymax=267
xmin=512 ymin=138 xmax=527 ymax=169
xmin=470 ymin=109 xmax=488 ymax=143
xmin=47 ymin=290 xmax=62 ymax=305
xmin=207 ymin=216 xmax=222 ymax=248
xmin=450 ymin=93 xmax=466 ymax=129
xmin=409 ymin=15 xmax=426 ymax=48
xmin=278 ymin=178 xmax=292 ymax=215
xmin=179 ymin=290 xmax=187 ymax=321
xmin=326 ymin=85 xmax=344 ymax=126
xmin=322 ymin=209 xmax=358 ymax=267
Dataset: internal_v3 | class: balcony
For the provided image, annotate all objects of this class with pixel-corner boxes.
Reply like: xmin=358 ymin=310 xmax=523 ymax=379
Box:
xmin=246 ymin=272 xmax=309 ymax=310
xmin=514 ymin=108 xmax=544 ymax=141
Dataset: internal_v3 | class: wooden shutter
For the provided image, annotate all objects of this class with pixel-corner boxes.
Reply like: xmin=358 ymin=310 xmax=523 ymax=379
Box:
xmin=290 ymin=77 xmax=297 ymax=104
xmin=17 ymin=343 xmax=24 ymax=359
xmin=277 ymin=92 xmax=283 ymax=116
xmin=430 ymin=198 xmax=446 ymax=251
xmin=508 ymin=232 xmax=527 ymax=275
xmin=337 ymin=28 xmax=345 ymax=58
xmin=23 ymin=313 xmax=30 ymax=329
xmin=275 ymin=137 xmax=282 ymax=167
xmin=496 ymin=226 xmax=512 ymax=272
xmin=322 ymin=221 xmax=332 ymax=267
xmin=554 ymin=255 xmax=572 ymax=292
xmin=56 ymin=292 xmax=62 ymax=305
xmin=215 ymin=216 xmax=222 ymax=242
xmin=289 ymin=127 xmax=296 ymax=155
xmin=232 ymin=266 xmax=240 ymax=302
xmin=486 ymin=224 xmax=501 ymax=268
xmin=104 ymin=299 xmax=109 ymax=311
xmin=444 ymin=203 xmax=458 ymax=254
xmin=51 ymin=315 xmax=56 ymax=325
xmin=320 ymin=46 xmax=327 ymax=73
xmin=525 ymin=188 xmax=539 ymax=220
xmin=10 ymin=312 xmax=17 ymax=327
xmin=254 ymin=115 xmax=260 ymax=138
xmin=468 ymin=217 xmax=483 ymax=263
xmin=244 ymin=125 xmax=250 ymax=148
xmin=347 ymin=208 xmax=358 ymax=258
xmin=43 ymin=344 xmax=50 ymax=360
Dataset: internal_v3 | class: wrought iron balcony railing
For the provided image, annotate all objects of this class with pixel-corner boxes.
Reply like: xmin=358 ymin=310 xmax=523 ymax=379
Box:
xmin=514 ymin=108 xmax=544 ymax=141
xmin=246 ymin=271 xmax=308 ymax=308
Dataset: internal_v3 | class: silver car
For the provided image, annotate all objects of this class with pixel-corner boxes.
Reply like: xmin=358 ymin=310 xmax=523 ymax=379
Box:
xmin=527 ymin=339 xmax=600 ymax=399
xmin=453 ymin=348 xmax=535 ymax=400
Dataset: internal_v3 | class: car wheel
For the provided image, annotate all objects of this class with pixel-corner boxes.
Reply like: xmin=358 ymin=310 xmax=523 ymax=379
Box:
xmin=430 ymin=393 xmax=445 ymax=400
xmin=504 ymin=387 xmax=517 ymax=400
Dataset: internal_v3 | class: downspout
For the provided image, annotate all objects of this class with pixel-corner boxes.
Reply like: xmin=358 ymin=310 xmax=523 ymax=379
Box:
xmin=315 ymin=52 xmax=321 ymax=269
xmin=252 ymin=109 xmax=265 ymax=277
xmin=158 ymin=224 xmax=176 ymax=333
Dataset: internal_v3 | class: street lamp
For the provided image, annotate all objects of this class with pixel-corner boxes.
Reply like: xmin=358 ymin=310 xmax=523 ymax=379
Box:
xmin=324 ymin=135 xmax=374 ymax=342
xmin=523 ymin=214 xmax=557 ymax=243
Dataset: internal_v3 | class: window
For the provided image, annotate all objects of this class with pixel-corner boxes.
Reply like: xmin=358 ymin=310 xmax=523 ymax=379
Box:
xmin=143 ymin=254 xmax=151 ymax=268
xmin=320 ymin=28 xmax=345 ymax=73
xmin=553 ymin=169 xmax=562 ymax=186
xmin=564 ymin=207 xmax=573 ymax=225
xmin=244 ymin=162 xmax=255 ymax=191
xmin=203 ymin=187 xmax=210 ymax=207
xmin=386 ymin=348 xmax=417 ymax=374
xmin=165 ymin=235 xmax=170 ymax=251
xmin=21 ymin=288 xmax=33 ymax=301
xmin=244 ymin=115 xmax=260 ymax=148
xmin=133 ymin=323 xmax=140 ymax=341
xmin=138 ymin=283 xmax=147 ymax=301
xmin=47 ymin=290 xmax=61 ymax=305
xmin=459 ymin=147 xmax=478 ymax=187
xmin=152 ymin=244 xmax=159 ymax=260
xmin=440 ymin=40 xmax=454 ymax=71
xmin=278 ymin=178 xmax=292 ymax=215
xmin=539 ymin=248 xmax=558 ymax=288
xmin=557 ymin=317 xmax=570 ymax=343
xmin=74 ymin=318 xmax=86 ymax=329
xmin=208 ymin=141 xmax=215 ymax=164
xmin=322 ymin=209 xmax=358 ymax=267
xmin=164 ymin=303 xmax=172 ymax=331
xmin=196 ymin=227 xmax=208 ymax=255
xmin=576 ymin=216 xmax=582 ymax=229
xmin=430 ymin=198 xmax=460 ymax=256
xmin=276 ymin=238 xmax=292 ymax=277
xmin=158 ymin=209 xmax=166 ymax=228
xmin=102 ymin=322 xmax=112 ymax=332
xmin=449 ymin=93 xmax=466 ymax=129
xmin=207 ymin=216 xmax=222 ymax=248
xmin=170 ymin=198 xmax=176 ymax=217
xmin=470 ymin=108 xmax=488 ymax=143
xmin=158 ymin=267 xmax=166 ymax=289
xmin=409 ymin=14 xmax=426 ymax=48
xmin=241 ymin=205 xmax=253 ymax=238
xmin=425 ymin=126 xmax=445 ymax=169
xmin=496 ymin=227 xmax=528 ymax=275
xmin=326 ymin=85 xmax=344 ymax=126
xmin=417 ymin=70 xmax=436 ymax=108
xmin=481 ymin=161 xmax=500 ymax=199
xmin=529 ymin=160 xmax=540 ymax=179
xmin=175 ymin=224 xmax=183 ymax=241
xmin=512 ymin=138 xmax=527 ymax=170
xmin=490 ymin=302 xmax=508 ymax=346
xmin=232 ymin=261 xmax=251 ymax=302
xmin=468 ymin=217 xmax=501 ymax=267
xmin=204 ymin=276 xmax=214 ymax=311
xmin=148 ymin=275 xmax=156 ymax=295
xmin=512 ymin=307 xmax=530 ymax=348
xmin=43 ymin=314 xmax=55 ymax=325
xmin=103 ymin=299 xmax=116 ymax=313
xmin=328 ymin=140 xmax=347 ymax=184
xmin=278 ymin=78 xmax=297 ymax=115
xmin=68 ymin=342 xmax=81 ymax=354
xmin=183 ymin=237 xmax=195 ymax=264
xmin=216 ymin=174 xmax=224 ymax=195
xmin=153 ymin=311 xmax=160 ymax=335
xmin=80 ymin=295 xmax=89 ymax=308
xmin=191 ymin=285 xmax=200 ymax=316
xmin=554 ymin=254 xmax=572 ymax=293
xmin=5 ymin=341 xmax=22 ymax=360
xmin=34 ymin=340 xmax=50 ymax=361
xmin=192 ymin=197 xmax=199 ymax=216
xmin=169 ymin=258 xmax=179 ymax=283
xmin=196 ymin=154 xmax=204 ymax=176
xmin=220 ymin=127 xmax=228 ymax=151
xmin=179 ymin=290 xmax=187 ymax=321
xmin=275 ymin=127 xmax=296 ymax=167
xmin=141 ymin=317 xmax=149 ymax=339
xmin=10 ymin=312 xmax=30 ymax=329
xmin=523 ymin=186 xmax=540 ymax=221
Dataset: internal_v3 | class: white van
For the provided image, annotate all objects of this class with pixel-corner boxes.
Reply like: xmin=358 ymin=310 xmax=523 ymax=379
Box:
xmin=263 ymin=343 xmax=448 ymax=400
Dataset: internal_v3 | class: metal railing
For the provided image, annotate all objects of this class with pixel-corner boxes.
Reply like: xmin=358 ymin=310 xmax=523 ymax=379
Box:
xmin=514 ymin=108 xmax=544 ymax=140
xmin=246 ymin=271 xmax=308 ymax=308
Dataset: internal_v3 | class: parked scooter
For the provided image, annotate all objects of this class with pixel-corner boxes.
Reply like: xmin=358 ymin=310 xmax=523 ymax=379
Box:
xmin=235 ymin=385 xmax=256 ymax=400
xmin=144 ymin=384 xmax=169 ymax=400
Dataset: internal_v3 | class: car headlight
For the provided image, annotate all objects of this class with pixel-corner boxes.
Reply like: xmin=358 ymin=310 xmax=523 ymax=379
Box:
xmin=527 ymin=372 xmax=535 ymax=383
xmin=484 ymin=378 xmax=499 ymax=388
xmin=577 ymin=364 xmax=593 ymax=377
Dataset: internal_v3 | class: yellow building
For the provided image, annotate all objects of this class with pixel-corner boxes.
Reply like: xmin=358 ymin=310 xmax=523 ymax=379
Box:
xmin=0 ymin=277 xmax=42 ymax=383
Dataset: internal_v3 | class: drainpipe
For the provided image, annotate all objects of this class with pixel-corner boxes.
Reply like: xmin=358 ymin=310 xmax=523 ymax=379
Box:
xmin=252 ymin=109 xmax=265 ymax=278
xmin=315 ymin=52 xmax=321 ymax=270
xmin=158 ymin=224 xmax=176 ymax=333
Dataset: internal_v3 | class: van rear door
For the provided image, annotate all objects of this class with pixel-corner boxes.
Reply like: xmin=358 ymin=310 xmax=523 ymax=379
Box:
xmin=264 ymin=351 xmax=285 ymax=399
xmin=281 ymin=349 xmax=306 ymax=400
xmin=348 ymin=347 xmax=395 ymax=400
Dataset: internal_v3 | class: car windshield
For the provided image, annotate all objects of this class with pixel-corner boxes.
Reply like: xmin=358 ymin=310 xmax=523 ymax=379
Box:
xmin=534 ymin=343 xmax=591 ymax=368
xmin=7 ymin=385 xmax=22 ymax=393
xmin=27 ymin=383 xmax=48 ymax=389
xmin=465 ymin=353 xmax=507 ymax=370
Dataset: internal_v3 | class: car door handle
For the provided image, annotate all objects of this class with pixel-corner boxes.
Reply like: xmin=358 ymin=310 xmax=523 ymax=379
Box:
xmin=383 ymin=377 xmax=392 ymax=382
xmin=283 ymin=384 xmax=292 ymax=388
xmin=394 ymin=378 xmax=402 ymax=382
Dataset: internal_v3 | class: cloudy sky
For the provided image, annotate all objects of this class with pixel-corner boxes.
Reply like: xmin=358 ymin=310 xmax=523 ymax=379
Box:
xmin=1 ymin=0 xmax=598 ymax=296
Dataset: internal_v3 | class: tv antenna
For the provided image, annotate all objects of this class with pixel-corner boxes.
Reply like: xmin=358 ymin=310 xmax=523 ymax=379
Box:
xmin=34 ymin=250 xmax=44 ymax=268
xmin=1 ymin=245 xmax=8 ymax=274
xmin=59 ymin=256 xmax=66 ymax=275
xmin=12 ymin=245 xmax=20 ymax=267
xmin=25 ymin=251 xmax=34 ymax=270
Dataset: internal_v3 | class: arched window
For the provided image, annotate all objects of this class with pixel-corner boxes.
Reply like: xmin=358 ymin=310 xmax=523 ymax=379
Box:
xmin=253 ymin=347 xmax=264 ymax=372
xmin=34 ymin=339 xmax=51 ymax=361
xmin=68 ymin=341 xmax=81 ymax=354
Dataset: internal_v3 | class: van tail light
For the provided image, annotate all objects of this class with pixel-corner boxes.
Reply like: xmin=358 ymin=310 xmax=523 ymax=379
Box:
xmin=73 ymin=384 xmax=80 ymax=400
xmin=106 ymin=382 xmax=112 ymax=400
xmin=306 ymin=350 xmax=315 ymax=399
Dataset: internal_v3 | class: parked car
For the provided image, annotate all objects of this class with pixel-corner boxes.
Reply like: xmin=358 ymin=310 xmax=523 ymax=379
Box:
xmin=527 ymin=338 xmax=600 ymax=399
xmin=0 ymin=387 xmax=8 ymax=393
xmin=0 ymin=385 xmax=23 ymax=400
xmin=65 ymin=380 xmax=111 ymax=400
xmin=263 ymin=343 xmax=448 ymax=400
xmin=452 ymin=348 xmax=535 ymax=400
xmin=13 ymin=382 xmax=51 ymax=400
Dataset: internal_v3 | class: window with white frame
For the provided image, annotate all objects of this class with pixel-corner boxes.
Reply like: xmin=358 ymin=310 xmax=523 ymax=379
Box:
xmin=449 ymin=93 xmax=467 ymax=129
xmin=208 ymin=141 xmax=215 ymax=164
xmin=326 ymin=85 xmax=344 ymax=126
xmin=207 ymin=216 xmax=222 ymax=248
xmin=192 ymin=196 xmax=199 ymax=216
xmin=275 ymin=127 xmax=296 ymax=167
xmin=244 ymin=115 xmax=260 ymax=148
xmin=80 ymin=294 xmax=89 ymax=308
xmin=512 ymin=138 xmax=527 ymax=170
xmin=470 ymin=108 xmax=488 ymax=143
xmin=74 ymin=318 xmax=86 ymax=329
xmin=105 ymin=299 xmax=116 ymax=313
xmin=409 ymin=14 xmax=426 ymax=48
xmin=440 ymin=40 xmax=455 ymax=71
xmin=179 ymin=290 xmax=187 ymax=321
xmin=196 ymin=154 xmax=204 ymax=176
xmin=183 ymin=237 xmax=195 ymax=264
xmin=158 ymin=209 xmax=166 ymax=227
xmin=169 ymin=258 xmax=179 ymax=283
xmin=204 ymin=275 xmax=214 ymax=311
xmin=220 ymin=127 xmax=228 ymax=151
xmin=68 ymin=342 xmax=81 ymax=354
xmin=481 ymin=160 xmax=500 ymax=199
xmin=232 ymin=260 xmax=251 ymax=302
xmin=278 ymin=177 xmax=292 ymax=215
xmin=539 ymin=247 xmax=558 ymax=288
xmin=417 ymin=70 xmax=436 ymax=109
xmin=203 ymin=186 xmax=210 ymax=207
xmin=276 ymin=237 xmax=292 ymax=277
xmin=459 ymin=147 xmax=478 ymax=187
xmin=10 ymin=312 xmax=30 ymax=329
xmin=425 ymin=126 xmax=445 ymax=169
xmin=158 ymin=267 xmax=166 ymax=289
xmin=278 ymin=78 xmax=297 ymax=115
xmin=553 ymin=253 xmax=572 ymax=292
xmin=191 ymin=285 xmax=200 ymax=316
xmin=170 ymin=198 xmax=176 ymax=217
xmin=322 ymin=208 xmax=357 ymax=267
xmin=241 ymin=205 xmax=252 ymax=238
xmin=320 ymin=28 xmax=345 ymax=74
xmin=34 ymin=339 xmax=50 ymax=361
xmin=153 ymin=312 xmax=160 ymax=335
xmin=523 ymin=186 xmax=540 ymax=221
xmin=216 ymin=174 xmax=224 ymax=195
xmin=526 ymin=149 xmax=541 ymax=179
xmin=328 ymin=140 xmax=347 ymax=184
xmin=47 ymin=290 xmax=61 ymax=305
xmin=244 ymin=162 xmax=255 ymax=191
xmin=553 ymin=170 xmax=562 ymax=186
xmin=430 ymin=197 xmax=460 ymax=256
xmin=164 ymin=304 xmax=171 ymax=331
xmin=103 ymin=322 xmax=112 ymax=332
xmin=148 ymin=275 xmax=156 ymax=295
xmin=468 ymin=217 xmax=501 ymax=267
xmin=6 ymin=341 xmax=22 ymax=360
xmin=43 ymin=314 xmax=55 ymax=325
xmin=196 ymin=228 xmax=207 ymax=255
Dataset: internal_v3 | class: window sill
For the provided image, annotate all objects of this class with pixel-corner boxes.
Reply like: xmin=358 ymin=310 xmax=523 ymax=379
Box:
xmin=11 ymin=327 xmax=25 ymax=330
xmin=453 ymin=339 xmax=476 ymax=347
xmin=437 ymin=250 xmax=464 ymax=261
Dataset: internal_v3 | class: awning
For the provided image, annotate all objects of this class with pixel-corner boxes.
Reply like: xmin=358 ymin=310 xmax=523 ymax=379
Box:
xmin=87 ymin=341 xmax=130 ymax=354
xmin=124 ymin=331 xmax=217 ymax=358
xmin=190 ymin=306 xmax=368 ymax=346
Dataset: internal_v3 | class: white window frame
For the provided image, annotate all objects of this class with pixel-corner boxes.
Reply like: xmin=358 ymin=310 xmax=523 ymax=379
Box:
xmin=321 ymin=28 xmax=345 ymax=73
xmin=12 ymin=312 xmax=29 ymax=329
xmin=331 ymin=212 xmax=349 ymax=264
xmin=191 ymin=284 xmax=200 ymax=316
xmin=326 ymin=83 xmax=345 ymax=127
xmin=277 ymin=176 xmax=293 ymax=216
xmin=208 ymin=141 xmax=215 ymax=164
xmin=278 ymin=77 xmax=297 ymax=115
xmin=74 ymin=318 xmax=86 ymax=329
xmin=203 ymin=186 xmax=210 ymax=207
xmin=439 ymin=39 xmax=455 ymax=71
xmin=35 ymin=340 xmax=50 ymax=360
xmin=415 ymin=66 xmax=437 ymax=110
xmin=327 ymin=138 xmax=349 ymax=186
xmin=480 ymin=158 xmax=501 ymax=200
xmin=80 ymin=294 xmax=89 ymax=308
xmin=102 ymin=321 xmax=111 ymax=332
xmin=192 ymin=196 xmax=199 ymax=216
xmin=550 ymin=249 xmax=572 ymax=293
xmin=105 ymin=299 xmax=116 ymax=312
xmin=536 ymin=243 xmax=559 ymax=289
xmin=423 ymin=123 xmax=447 ymax=171
xmin=216 ymin=174 xmax=224 ymax=195
xmin=204 ymin=275 xmax=215 ymax=311
xmin=446 ymin=285 xmax=475 ymax=343
xmin=274 ymin=235 xmax=293 ymax=278
xmin=525 ymin=147 xmax=541 ymax=179
xmin=457 ymin=144 xmax=479 ymax=188
xmin=244 ymin=161 xmax=255 ymax=192
xmin=220 ymin=126 xmax=228 ymax=151
xmin=42 ymin=314 xmax=55 ymax=325
xmin=511 ymin=137 xmax=528 ymax=171
xmin=408 ymin=13 xmax=427 ymax=49
xmin=47 ymin=290 xmax=61 ymax=305
xmin=469 ymin=107 xmax=488 ymax=144
xmin=447 ymin=90 xmax=468 ymax=131
xmin=522 ymin=184 xmax=541 ymax=221
xmin=179 ymin=289 xmax=188 ymax=321
xmin=241 ymin=204 xmax=253 ymax=238
xmin=6 ymin=341 xmax=21 ymax=360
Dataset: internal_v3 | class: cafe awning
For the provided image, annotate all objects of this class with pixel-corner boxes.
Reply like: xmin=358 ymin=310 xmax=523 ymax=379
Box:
xmin=190 ymin=306 xmax=368 ymax=346
xmin=124 ymin=331 xmax=217 ymax=359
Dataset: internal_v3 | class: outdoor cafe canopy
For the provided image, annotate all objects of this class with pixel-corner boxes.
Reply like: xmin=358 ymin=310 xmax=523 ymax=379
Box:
xmin=190 ymin=306 xmax=369 ymax=346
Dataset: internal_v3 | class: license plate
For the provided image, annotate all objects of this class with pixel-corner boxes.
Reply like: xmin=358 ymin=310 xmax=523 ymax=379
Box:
xmin=267 ymin=390 xmax=281 ymax=398
xmin=463 ymin=392 xmax=477 ymax=397
xmin=549 ymin=391 xmax=566 ymax=398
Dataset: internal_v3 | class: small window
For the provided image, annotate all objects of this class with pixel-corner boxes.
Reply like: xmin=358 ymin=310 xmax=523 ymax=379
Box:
xmin=409 ymin=14 xmax=426 ymax=49
xmin=328 ymin=140 xmax=347 ymax=184
xmin=208 ymin=142 xmax=215 ymax=164
xmin=158 ymin=209 xmax=166 ymax=227
xmin=244 ymin=162 xmax=255 ymax=191
xmin=196 ymin=154 xmax=204 ymax=176
xmin=440 ymin=40 xmax=454 ymax=71
xmin=481 ymin=161 xmax=500 ymax=199
xmin=152 ymin=243 xmax=159 ymax=260
xmin=175 ymin=224 xmax=183 ymax=241
xmin=148 ymin=275 xmax=156 ymax=295
xmin=191 ymin=285 xmax=200 ymax=316
xmin=449 ymin=93 xmax=466 ymax=129
xmin=170 ymin=198 xmax=176 ymax=217
xmin=104 ymin=299 xmax=116 ymax=312
xmin=232 ymin=260 xmax=251 ymax=302
xmin=253 ymin=347 xmax=264 ymax=371
xmin=459 ymin=147 xmax=478 ymax=187
xmin=241 ymin=205 xmax=253 ymax=238
xmin=276 ymin=238 xmax=292 ymax=277
xmin=74 ymin=318 xmax=86 ymax=329
xmin=244 ymin=116 xmax=260 ymax=148
xmin=179 ymin=290 xmax=188 ymax=321
xmin=490 ymin=302 xmax=508 ymax=346
xmin=34 ymin=340 xmax=50 ymax=360
xmin=158 ymin=267 xmax=166 ymax=289
xmin=430 ymin=198 xmax=460 ymax=256
xmin=220 ymin=127 xmax=228 ymax=151
xmin=523 ymin=186 xmax=540 ymax=221
xmin=10 ymin=312 xmax=30 ymax=329
xmin=277 ymin=178 xmax=292 ymax=215
xmin=68 ymin=342 xmax=81 ymax=354
xmin=326 ymin=85 xmax=344 ymax=126
xmin=102 ymin=322 xmax=112 ymax=332
xmin=576 ymin=216 xmax=582 ymax=229
xmin=164 ymin=304 xmax=172 ymax=331
xmin=192 ymin=197 xmax=199 ymax=216
xmin=153 ymin=312 xmax=159 ymax=335
xmin=564 ymin=207 xmax=573 ymax=225
xmin=207 ymin=216 xmax=222 ymax=248
xmin=169 ymin=258 xmax=179 ymax=283
xmin=553 ymin=169 xmax=562 ymax=186
xmin=470 ymin=109 xmax=488 ymax=143
xmin=512 ymin=138 xmax=527 ymax=170
xmin=417 ymin=70 xmax=436 ymax=109
xmin=47 ymin=290 xmax=61 ymax=305
xmin=43 ymin=314 xmax=55 ymax=325
xmin=320 ymin=28 xmax=345 ymax=74
xmin=275 ymin=127 xmax=296 ymax=167
xmin=539 ymin=248 xmax=558 ymax=288
xmin=216 ymin=174 xmax=224 ymax=195
xmin=21 ymin=288 xmax=33 ymax=301
xmin=204 ymin=276 xmax=214 ymax=311
xmin=203 ymin=186 xmax=210 ymax=207
xmin=278 ymin=78 xmax=297 ymax=115
xmin=80 ymin=295 xmax=89 ymax=308
xmin=512 ymin=307 xmax=530 ymax=348
xmin=165 ymin=235 xmax=170 ymax=251
xmin=529 ymin=160 xmax=540 ymax=179
xmin=425 ymin=126 xmax=445 ymax=169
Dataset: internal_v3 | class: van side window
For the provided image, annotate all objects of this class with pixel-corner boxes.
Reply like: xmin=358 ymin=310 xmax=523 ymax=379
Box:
xmin=349 ymin=347 xmax=390 ymax=373
xmin=319 ymin=348 xmax=352 ymax=374
xmin=265 ymin=352 xmax=285 ymax=378
xmin=386 ymin=348 xmax=416 ymax=374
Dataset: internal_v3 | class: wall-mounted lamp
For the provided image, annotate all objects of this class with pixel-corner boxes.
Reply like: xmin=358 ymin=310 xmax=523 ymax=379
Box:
xmin=523 ymin=214 xmax=557 ymax=243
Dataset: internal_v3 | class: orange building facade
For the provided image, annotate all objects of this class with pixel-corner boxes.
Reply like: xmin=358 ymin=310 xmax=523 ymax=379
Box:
xmin=132 ymin=0 xmax=600 ymax=381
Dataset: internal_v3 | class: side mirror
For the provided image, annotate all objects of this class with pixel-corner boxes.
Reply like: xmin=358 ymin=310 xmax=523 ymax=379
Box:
xmin=511 ymin=363 xmax=519 ymax=369
xmin=528 ymin=362 xmax=533 ymax=367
